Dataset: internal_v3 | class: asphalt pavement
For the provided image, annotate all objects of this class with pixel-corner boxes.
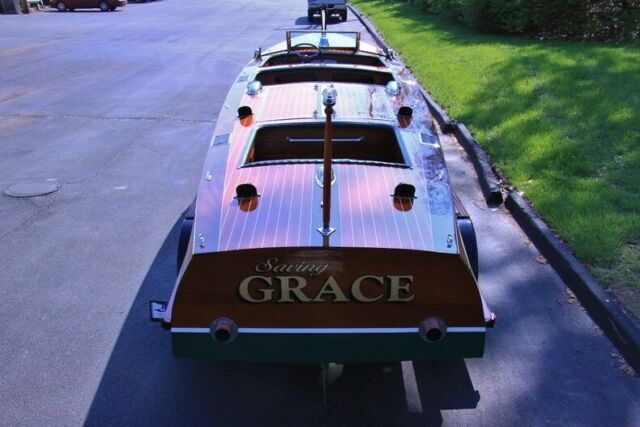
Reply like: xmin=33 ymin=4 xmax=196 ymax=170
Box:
xmin=0 ymin=1 xmax=638 ymax=425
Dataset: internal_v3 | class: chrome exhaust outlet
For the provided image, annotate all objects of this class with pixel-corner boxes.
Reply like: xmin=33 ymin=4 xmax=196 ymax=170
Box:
xmin=419 ymin=317 xmax=447 ymax=343
xmin=210 ymin=317 xmax=238 ymax=343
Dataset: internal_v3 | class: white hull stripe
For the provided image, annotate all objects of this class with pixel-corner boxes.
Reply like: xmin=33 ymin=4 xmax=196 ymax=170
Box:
xmin=171 ymin=327 xmax=486 ymax=334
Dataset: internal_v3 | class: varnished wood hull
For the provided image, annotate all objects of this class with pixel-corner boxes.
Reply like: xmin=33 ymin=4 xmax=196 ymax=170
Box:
xmin=159 ymin=32 xmax=494 ymax=363
xmin=168 ymin=247 xmax=487 ymax=362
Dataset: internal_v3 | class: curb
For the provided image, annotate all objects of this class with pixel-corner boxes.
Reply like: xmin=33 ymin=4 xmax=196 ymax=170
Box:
xmin=348 ymin=6 xmax=454 ymax=129
xmin=350 ymin=4 xmax=640 ymax=373
xmin=416 ymin=86 xmax=455 ymax=133
xmin=350 ymin=4 xmax=502 ymax=206
xmin=506 ymin=193 xmax=640 ymax=373
xmin=453 ymin=123 xmax=504 ymax=206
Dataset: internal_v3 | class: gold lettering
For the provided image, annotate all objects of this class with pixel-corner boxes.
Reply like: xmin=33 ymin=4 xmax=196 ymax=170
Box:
xmin=238 ymin=275 xmax=273 ymax=302
xmin=387 ymin=275 xmax=415 ymax=302
xmin=309 ymin=264 xmax=328 ymax=276
xmin=312 ymin=275 xmax=349 ymax=302
xmin=255 ymin=258 xmax=277 ymax=273
xmin=277 ymin=276 xmax=311 ymax=302
xmin=351 ymin=275 xmax=384 ymax=302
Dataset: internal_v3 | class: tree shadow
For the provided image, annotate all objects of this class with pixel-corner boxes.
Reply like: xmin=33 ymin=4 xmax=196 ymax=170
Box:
xmin=84 ymin=215 xmax=480 ymax=426
xmin=295 ymin=15 xmax=343 ymax=26
xmin=463 ymin=45 xmax=639 ymax=265
xmin=81 ymin=210 xmax=640 ymax=425
xmin=355 ymin=0 xmax=639 ymax=279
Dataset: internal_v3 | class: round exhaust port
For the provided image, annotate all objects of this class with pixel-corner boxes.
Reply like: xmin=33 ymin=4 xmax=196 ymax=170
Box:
xmin=419 ymin=317 xmax=447 ymax=344
xmin=209 ymin=317 xmax=238 ymax=344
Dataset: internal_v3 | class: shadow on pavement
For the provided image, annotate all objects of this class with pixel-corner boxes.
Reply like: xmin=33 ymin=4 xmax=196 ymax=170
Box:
xmin=84 ymin=217 xmax=480 ymax=426
xmin=295 ymin=16 xmax=343 ymax=26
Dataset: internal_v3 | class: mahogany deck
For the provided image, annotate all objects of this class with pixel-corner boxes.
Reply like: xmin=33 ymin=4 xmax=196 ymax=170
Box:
xmin=194 ymin=81 xmax=458 ymax=254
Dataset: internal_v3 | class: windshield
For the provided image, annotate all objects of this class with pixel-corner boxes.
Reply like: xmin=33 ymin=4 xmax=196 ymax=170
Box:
xmin=287 ymin=31 xmax=359 ymax=51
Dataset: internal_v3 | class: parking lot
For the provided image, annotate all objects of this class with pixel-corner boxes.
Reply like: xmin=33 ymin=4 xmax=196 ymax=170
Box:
xmin=1 ymin=1 xmax=639 ymax=425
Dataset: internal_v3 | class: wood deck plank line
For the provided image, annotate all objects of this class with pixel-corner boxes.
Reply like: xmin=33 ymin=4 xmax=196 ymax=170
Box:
xmin=259 ymin=164 xmax=281 ymax=248
xmin=220 ymin=124 xmax=250 ymax=249
xmin=394 ymin=167 xmax=416 ymax=250
xmin=362 ymin=165 xmax=380 ymax=248
xmin=273 ymin=163 xmax=289 ymax=248
xmin=205 ymin=78 xmax=445 ymax=252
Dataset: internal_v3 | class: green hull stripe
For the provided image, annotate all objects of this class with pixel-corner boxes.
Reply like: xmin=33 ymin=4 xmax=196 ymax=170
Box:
xmin=171 ymin=331 xmax=485 ymax=364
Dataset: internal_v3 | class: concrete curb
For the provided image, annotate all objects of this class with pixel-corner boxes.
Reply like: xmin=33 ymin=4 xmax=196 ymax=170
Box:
xmin=453 ymin=123 xmax=504 ymax=206
xmin=350 ymin=4 xmax=640 ymax=373
xmin=506 ymin=193 xmax=640 ymax=373
xmin=349 ymin=6 xmax=454 ymax=130
xmin=349 ymin=6 xmax=454 ymax=129
xmin=350 ymin=5 xmax=502 ymax=206
xmin=416 ymin=86 xmax=455 ymax=133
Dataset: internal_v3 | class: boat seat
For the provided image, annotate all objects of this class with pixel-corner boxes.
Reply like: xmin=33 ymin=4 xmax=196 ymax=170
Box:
xmin=244 ymin=123 xmax=406 ymax=166
xmin=257 ymin=67 xmax=394 ymax=87
xmin=262 ymin=53 xmax=385 ymax=67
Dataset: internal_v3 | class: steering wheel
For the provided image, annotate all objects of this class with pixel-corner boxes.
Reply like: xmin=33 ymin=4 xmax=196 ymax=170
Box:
xmin=289 ymin=43 xmax=321 ymax=62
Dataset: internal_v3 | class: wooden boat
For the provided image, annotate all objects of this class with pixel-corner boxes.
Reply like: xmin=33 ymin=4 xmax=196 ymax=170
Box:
xmin=150 ymin=30 xmax=495 ymax=364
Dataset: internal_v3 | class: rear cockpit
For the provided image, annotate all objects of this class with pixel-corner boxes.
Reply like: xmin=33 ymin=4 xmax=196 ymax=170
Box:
xmin=242 ymin=122 xmax=408 ymax=168
xmin=255 ymin=66 xmax=395 ymax=86
xmin=254 ymin=30 xmax=397 ymax=88
xmin=261 ymin=52 xmax=386 ymax=67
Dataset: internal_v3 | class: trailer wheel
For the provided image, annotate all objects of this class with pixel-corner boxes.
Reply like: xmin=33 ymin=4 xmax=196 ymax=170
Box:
xmin=177 ymin=198 xmax=196 ymax=275
xmin=458 ymin=218 xmax=479 ymax=280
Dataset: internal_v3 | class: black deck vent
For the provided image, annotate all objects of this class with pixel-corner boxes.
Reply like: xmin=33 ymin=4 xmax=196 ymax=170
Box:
xmin=238 ymin=106 xmax=253 ymax=118
xmin=235 ymin=183 xmax=259 ymax=212
xmin=398 ymin=106 xmax=413 ymax=118
xmin=235 ymin=183 xmax=259 ymax=199
xmin=392 ymin=183 xmax=416 ymax=212
xmin=392 ymin=183 xmax=416 ymax=199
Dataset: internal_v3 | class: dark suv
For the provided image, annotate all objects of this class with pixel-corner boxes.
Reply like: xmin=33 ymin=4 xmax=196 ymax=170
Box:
xmin=307 ymin=0 xmax=347 ymax=22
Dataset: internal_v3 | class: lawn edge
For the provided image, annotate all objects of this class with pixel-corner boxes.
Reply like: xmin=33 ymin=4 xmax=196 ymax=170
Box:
xmin=349 ymin=4 xmax=640 ymax=374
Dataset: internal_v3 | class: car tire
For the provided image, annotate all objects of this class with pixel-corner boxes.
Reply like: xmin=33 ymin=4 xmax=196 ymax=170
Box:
xmin=177 ymin=199 xmax=196 ymax=275
xmin=341 ymin=11 xmax=347 ymax=21
xmin=99 ymin=1 xmax=109 ymax=11
xmin=177 ymin=217 xmax=193 ymax=275
xmin=307 ymin=10 xmax=313 ymax=22
xmin=458 ymin=218 xmax=479 ymax=280
xmin=56 ymin=1 xmax=67 ymax=11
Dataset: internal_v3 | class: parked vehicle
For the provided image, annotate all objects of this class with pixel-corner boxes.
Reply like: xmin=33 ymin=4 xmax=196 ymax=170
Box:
xmin=51 ymin=0 xmax=126 ymax=12
xmin=308 ymin=0 xmax=347 ymax=22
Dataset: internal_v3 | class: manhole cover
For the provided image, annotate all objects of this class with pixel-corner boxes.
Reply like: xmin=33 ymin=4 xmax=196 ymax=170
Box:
xmin=4 ymin=182 xmax=60 ymax=198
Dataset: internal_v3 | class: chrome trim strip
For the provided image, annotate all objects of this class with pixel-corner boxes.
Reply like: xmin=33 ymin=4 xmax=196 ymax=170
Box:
xmin=447 ymin=327 xmax=486 ymax=333
xmin=242 ymin=158 xmax=410 ymax=169
xmin=240 ymin=327 xmax=418 ymax=334
xmin=171 ymin=327 xmax=486 ymax=334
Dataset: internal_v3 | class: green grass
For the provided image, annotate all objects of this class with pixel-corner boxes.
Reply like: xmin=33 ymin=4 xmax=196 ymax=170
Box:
xmin=351 ymin=0 xmax=640 ymax=317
